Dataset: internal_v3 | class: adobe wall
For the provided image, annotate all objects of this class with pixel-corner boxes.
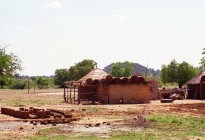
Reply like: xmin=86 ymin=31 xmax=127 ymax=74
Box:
xmin=149 ymin=80 xmax=159 ymax=100
xmin=78 ymin=85 xmax=98 ymax=100
xmin=97 ymin=84 xmax=151 ymax=104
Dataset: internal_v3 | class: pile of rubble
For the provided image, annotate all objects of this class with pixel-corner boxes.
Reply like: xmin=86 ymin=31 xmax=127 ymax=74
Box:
xmin=159 ymin=88 xmax=186 ymax=100
xmin=1 ymin=107 xmax=75 ymax=125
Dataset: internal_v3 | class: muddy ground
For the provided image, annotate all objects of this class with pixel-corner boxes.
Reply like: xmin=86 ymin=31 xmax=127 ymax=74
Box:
xmin=0 ymin=91 xmax=204 ymax=140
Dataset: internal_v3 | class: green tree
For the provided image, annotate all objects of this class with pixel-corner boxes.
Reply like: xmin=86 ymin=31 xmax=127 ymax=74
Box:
xmin=124 ymin=61 xmax=134 ymax=77
xmin=199 ymin=48 xmax=205 ymax=70
xmin=176 ymin=62 xmax=198 ymax=88
xmin=167 ymin=59 xmax=178 ymax=83
xmin=0 ymin=47 xmax=21 ymax=88
xmin=54 ymin=69 xmax=69 ymax=87
xmin=110 ymin=61 xmax=134 ymax=77
xmin=161 ymin=60 xmax=198 ymax=88
xmin=35 ymin=77 xmax=54 ymax=89
xmin=110 ymin=62 xmax=124 ymax=77
xmin=160 ymin=65 xmax=168 ymax=85
xmin=68 ymin=59 xmax=97 ymax=81
xmin=8 ymin=78 xmax=27 ymax=89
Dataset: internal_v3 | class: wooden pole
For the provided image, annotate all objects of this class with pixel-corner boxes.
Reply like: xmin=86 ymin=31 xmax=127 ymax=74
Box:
xmin=70 ymin=84 xmax=72 ymax=103
xmin=64 ymin=85 xmax=66 ymax=102
xmin=66 ymin=85 xmax=68 ymax=103
xmin=34 ymin=82 xmax=36 ymax=93
xmin=28 ymin=81 xmax=29 ymax=93
xmin=74 ymin=86 xmax=76 ymax=103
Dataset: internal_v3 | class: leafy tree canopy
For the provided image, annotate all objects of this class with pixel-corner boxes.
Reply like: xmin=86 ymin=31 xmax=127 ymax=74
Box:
xmin=110 ymin=61 xmax=134 ymax=77
xmin=68 ymin=59 xmax=97 ymax=81
xmin=161 ymin=60 xmax=198 ymax=88
xmin=199 ymin=48 xmax=205 ymax=70
xmin=54 ymin=59 xmax=97 ymax=85
xmin=0 ymin=46 xmax=21 ymax=88
xmin=35 ymin=76 xmax=54 ymax=89
xmin=54 ymin=69 xmax=69 ymax=86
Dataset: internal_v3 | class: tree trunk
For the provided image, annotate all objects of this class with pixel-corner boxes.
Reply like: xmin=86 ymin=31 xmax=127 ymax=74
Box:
xmin=1 ymin=75 xmax=3 ymax=89
xmin=1 ymin=82 xmax=3 ymax=89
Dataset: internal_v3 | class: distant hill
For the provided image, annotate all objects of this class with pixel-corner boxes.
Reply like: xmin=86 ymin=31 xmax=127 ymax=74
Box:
xmin=103 ymin=63 xmax=160 ymax=77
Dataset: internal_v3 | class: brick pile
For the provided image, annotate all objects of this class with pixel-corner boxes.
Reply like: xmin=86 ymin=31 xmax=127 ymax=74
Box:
xmin=1 ymin=107 xmax=74 ymax=125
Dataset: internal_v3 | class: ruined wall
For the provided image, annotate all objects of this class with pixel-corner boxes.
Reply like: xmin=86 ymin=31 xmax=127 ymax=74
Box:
xmin=149 ymin=79 xmax=159 ymax=100
xmin=97 ymin=84 xmax=151 ymax=104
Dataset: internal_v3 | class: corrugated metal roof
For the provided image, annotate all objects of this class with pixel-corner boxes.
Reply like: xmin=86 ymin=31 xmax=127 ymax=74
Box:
xmin=78 ymin=68 xmax=108 ymax=84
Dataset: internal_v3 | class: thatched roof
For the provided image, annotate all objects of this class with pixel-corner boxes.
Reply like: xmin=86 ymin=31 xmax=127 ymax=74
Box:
xmin=78 ymin=68 xmax=108 ymax=84
xmin=186 ymin=69 xmax=205 ymax=85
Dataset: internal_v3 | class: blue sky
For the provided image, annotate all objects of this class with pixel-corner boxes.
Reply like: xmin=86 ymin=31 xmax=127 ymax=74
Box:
xmin=0 ymin=0 xmax=204 ymax=76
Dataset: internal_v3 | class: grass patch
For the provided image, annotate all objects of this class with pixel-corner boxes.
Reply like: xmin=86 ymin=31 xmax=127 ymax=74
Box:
xmin=0 ymin=88 xmax=63 ymax=94
xmin=28 ymin=132 xmax=157 ymax=140
xmin=25 ymin=114 xmax=205 ymax=140
xmin=81 ymin=107 xmax=106 ymax=113
xmin=0 ymin=95 xmax=64 ymax=107
xmin=8 ymin=99 xmax=26 ymax=107
xmin=111 ymin=132 xmax=157 ymax=140
xmin=36 ymin=127 xmax=66 ymax=135
xmin=148 ymin=114 xmax=205 ymax=139
xmin=104 ymin=115 xmax=125 ymax=120
xmin=29 ymin=135 xmax=69 ymax=140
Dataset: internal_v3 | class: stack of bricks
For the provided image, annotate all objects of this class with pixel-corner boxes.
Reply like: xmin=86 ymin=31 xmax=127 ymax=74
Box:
xmin=1 ymin=107 xmax=74 ymax=125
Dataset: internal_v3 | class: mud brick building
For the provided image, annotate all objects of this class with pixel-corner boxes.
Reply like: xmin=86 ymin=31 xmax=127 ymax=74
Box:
xmin=186 ymin=69 xmax=205 ymax=100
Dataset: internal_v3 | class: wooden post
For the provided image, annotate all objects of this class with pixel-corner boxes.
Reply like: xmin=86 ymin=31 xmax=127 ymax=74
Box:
xmin=70 ymin=84 xmax=72 ymax=103
xmin=28 ymin=81 xmax=29 ymax=93
xmin=64 ymin=86 xmax=66 ymax=102
xmin=34 ymin=82 xmax=36 ymax=93
xmin=66 ymin=85 xmax=68 ymax=103
xmin=74 ymin=86 xmax=76 ymax=103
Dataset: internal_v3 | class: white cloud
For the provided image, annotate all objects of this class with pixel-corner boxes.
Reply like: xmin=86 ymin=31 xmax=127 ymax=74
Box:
xmin=113 ymin=14 xmax=127 ymax=21
xmin=141 ymin=25 xmax=150 ymax=32
xmin=112 ymin=14 xmax=128 ymax=24
xmin=46 ymin=1 xmax=63 ymax=9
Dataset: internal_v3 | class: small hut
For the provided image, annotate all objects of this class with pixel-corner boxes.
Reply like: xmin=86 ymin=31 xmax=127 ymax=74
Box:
xmin=64 ymin=68 xmax=108 ymax=103
xmin=186 ymin=69 xmax=205 ymax=99
xmin=77 ymin=68 xmax=108 ymax=102
xmin=78 ymin=68 xmax=108 ymax=84
xmin=64 ymin=69 xmax=153 ymax=104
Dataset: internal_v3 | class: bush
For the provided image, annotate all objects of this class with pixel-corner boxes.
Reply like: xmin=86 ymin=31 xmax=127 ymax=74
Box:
xmin=35 ymin=77 xmax=54 ymax=89
xmin=9 ymin=79 xmax=28 ymax=89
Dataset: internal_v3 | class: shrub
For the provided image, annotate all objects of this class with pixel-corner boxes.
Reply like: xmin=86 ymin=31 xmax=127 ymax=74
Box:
xmin=9 ymin=79 xmax=27 ymax=89
xmin=35 ymin=77 xmax=54 ymax=89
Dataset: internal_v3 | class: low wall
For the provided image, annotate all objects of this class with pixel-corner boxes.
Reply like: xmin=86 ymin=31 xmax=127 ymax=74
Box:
xmin=97 ymin=84 xmax=151 ymax=104
xmin=78 ymin=85 xmax=98 ymax=100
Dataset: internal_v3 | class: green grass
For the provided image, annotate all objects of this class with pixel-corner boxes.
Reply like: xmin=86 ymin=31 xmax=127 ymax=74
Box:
xmin=111 ymin=132 xmax=157 ymax=140
xmin=80 ymin=107 xmax=106 ymax=113
xmin=104 ymin=115 xmax=125 ymax=120
xmin=0 ymin=95 xmax=64 ymax=107
xmin=29 ymin=135 xmax=68 ymax=140
xmin=27 ymin=114 xmax=205 ymax=140
xmin=0 ymin=88 xmax=63 ymax=94
xmin=148 ymin=114 xmax=205 ymax=139
xmin=7 ymin=99 xmax=26 ymax=107
xmin=27 ymin=132 xmax=157 ymax=140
